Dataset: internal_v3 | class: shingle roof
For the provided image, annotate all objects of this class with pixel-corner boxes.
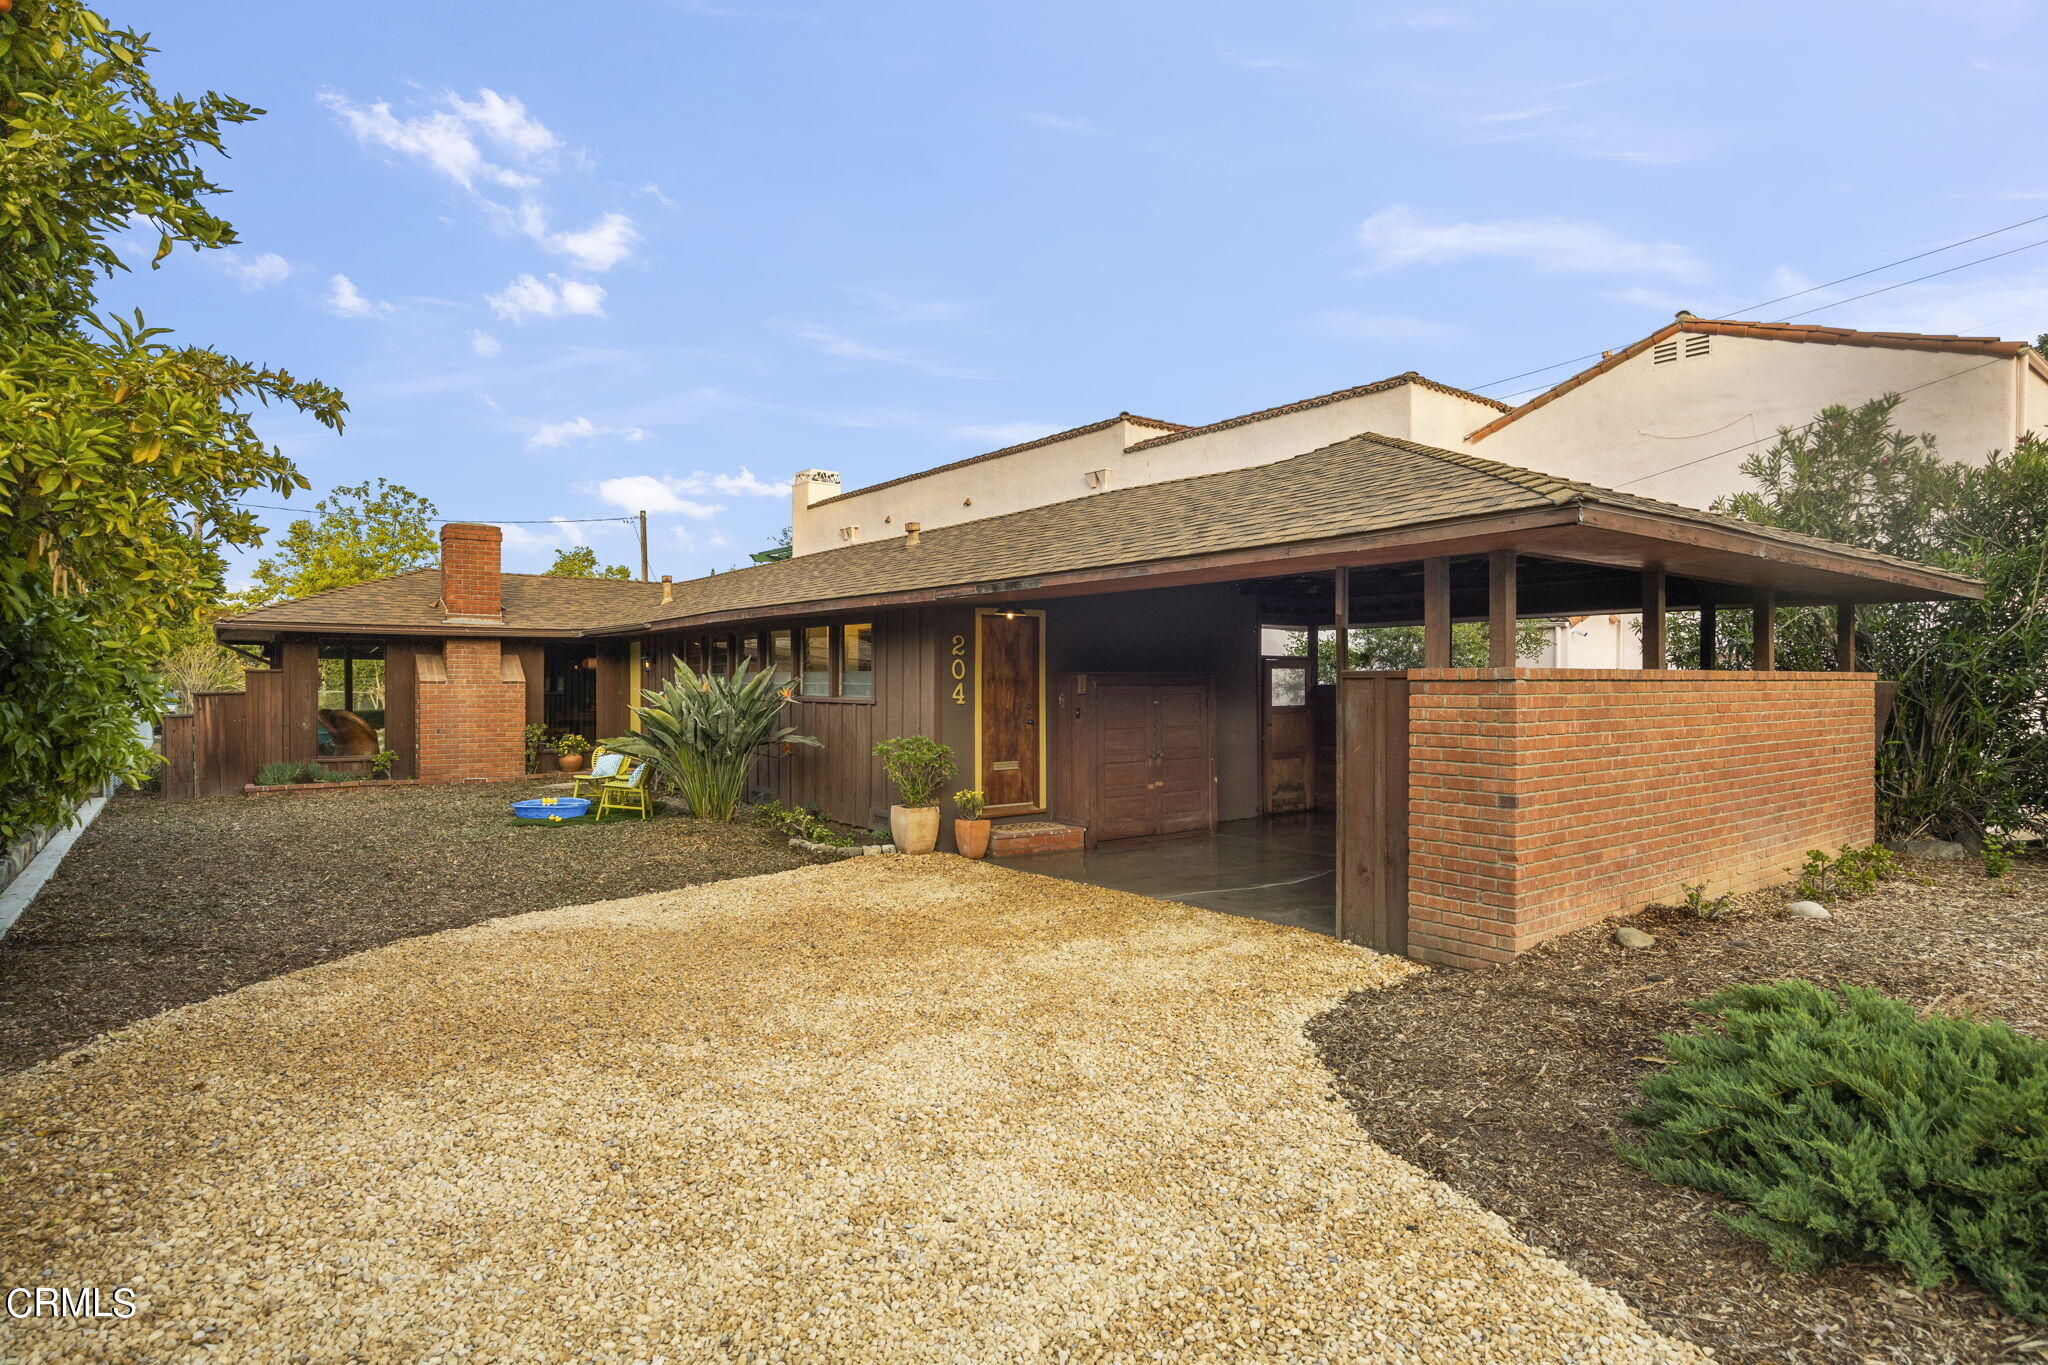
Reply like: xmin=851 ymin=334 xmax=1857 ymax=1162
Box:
xmin=221 ymin=570 xmax=664 ymax=634
xmin=808 ymin=413 xmax=1188 ymax=508
xmin=1468 ymin=319 xmax=2036 ymax=441
xmin=1122 ymin=373 xmax=1510 ymax=454
xmin=220 ymin=434 xmax=1979 ymax=640
xmin=624 ymin=432 xmax=1971 ymax=625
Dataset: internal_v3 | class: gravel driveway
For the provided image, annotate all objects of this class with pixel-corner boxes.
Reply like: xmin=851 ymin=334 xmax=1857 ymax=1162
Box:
xmin=0 ymin=857 xmax=1704 ymax=1364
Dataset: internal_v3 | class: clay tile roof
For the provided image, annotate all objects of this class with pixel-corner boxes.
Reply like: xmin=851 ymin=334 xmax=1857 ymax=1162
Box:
xmin=219 ymin=570 xmax=667 ymax=635
xmin=808 ymin=413 xmax=1189 ymax=508
xmin=619 ymin=432 xmax=1972 ymax=627
xmin=1122 ymin=373 xmax=1510 ymax=454
xmin=1468 ymin=319 xmax=2034 ymax=442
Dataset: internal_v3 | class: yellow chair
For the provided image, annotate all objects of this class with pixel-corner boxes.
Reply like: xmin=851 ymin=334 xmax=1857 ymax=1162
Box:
xmin=570 ymin=749 xmax=626 ymax=801
xmin=595 ymin=760 xmax=652 ymax=821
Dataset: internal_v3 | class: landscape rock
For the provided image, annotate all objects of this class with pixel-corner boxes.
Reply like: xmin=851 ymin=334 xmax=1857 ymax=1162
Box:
xmin=1784 ymin=901 xmax=1830 ymax=919
xmin=1613 ymin=927 xmax=1656 ymax=949
xmin=1901 ymin=838 xmax=1967 ymax=862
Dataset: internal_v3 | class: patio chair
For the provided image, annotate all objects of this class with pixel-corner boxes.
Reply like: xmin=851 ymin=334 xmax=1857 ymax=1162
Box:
xmin=595 ymin=759 xmax=652 ymax=821
xmin=569 ymin=749 xmax=626 ymax=801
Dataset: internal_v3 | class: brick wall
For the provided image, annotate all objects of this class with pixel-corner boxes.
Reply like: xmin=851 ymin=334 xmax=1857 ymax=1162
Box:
xmin=439 ymin=523 xmax=503 ymax=620
xmin=416 ymin=638 xmax=525 ymax=782
xmin=1403 ymin=668 xmax=1876 ymax=969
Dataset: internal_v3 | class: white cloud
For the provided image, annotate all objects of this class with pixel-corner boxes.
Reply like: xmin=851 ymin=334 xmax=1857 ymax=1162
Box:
xmin=469 ymin=329 xmax=502 ymax=358
xmin=324 ymin=274 xmax=390 ymax=318
xmin=217 ymin=251 xmax=293 ymax=289
xmin=1306 ymin=310 xmax=1463 ymax=345
xmin=487 ymin=272 xmax=606 ymax=322
xmin=1023 ymin=113 xmax=1100 ymax=134
xmin=709 ymin=467 xmax=791 ymax=497
xmin=634 ymin=181 xmax=680 ymax=209
xmin=594 ymin=475 xmax=722 ymax=519
xmin=1356 ymin=204 xmax=1704 ymax=278
xmin=525 ymin=416 xmax=651 ymax=451
xmin=547 ymin=211 xmax=642 ymax=271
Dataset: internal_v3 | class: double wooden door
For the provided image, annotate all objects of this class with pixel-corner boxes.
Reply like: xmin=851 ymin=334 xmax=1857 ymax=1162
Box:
xmin=1090 ymin=678 xmax=1214 ymax=844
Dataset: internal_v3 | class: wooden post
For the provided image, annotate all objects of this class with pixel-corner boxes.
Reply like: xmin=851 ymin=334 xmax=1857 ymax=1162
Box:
xmin=1333 ymin=567 xmax=1350 ymax=674
xmin=1640 ymin=568 xmax=1667 ymax=670
xmin=1836 ymin=602 xmax=1857 ymax=672
xmin=1488 ymin=550 xmax=1517 ymax=667
xmin=638 ymin=510 xmax=650 ymax=582
xmin=1698 ymin=603 xmax=1717 ymax=671
xmin=1752 ymin=589 xmax=1777 ymax=672
xmin=1422 ymin=557 xmax=1452 ymax=668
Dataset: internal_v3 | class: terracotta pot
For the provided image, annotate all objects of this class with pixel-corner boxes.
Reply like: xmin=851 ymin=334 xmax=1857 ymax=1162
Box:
xmin=954 ymin=818 xmax=992 ymax=859
xmin=556 ymin=752 xmax=586 ymax=774
xmin=890 ymin=804 xmax=940 ymax=854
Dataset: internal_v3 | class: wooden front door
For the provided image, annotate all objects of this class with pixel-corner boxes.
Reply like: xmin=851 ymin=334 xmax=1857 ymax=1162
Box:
xmin=1261 ymin=658 xmax=1313 ymax=815
xmin=977 ymin=610 xmax=1044 ymax=814
xmin=1091 ymin=679 xmax=1215 ymax=844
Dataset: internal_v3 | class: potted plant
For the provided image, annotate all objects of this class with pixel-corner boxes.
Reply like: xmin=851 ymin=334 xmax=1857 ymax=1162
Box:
xmin=370 ymin=749 xmax=398 ymax=780
xmin=952 ymin=789 xmax=991 ymax=859
xmin=554 ymin=732 xmax=593 ymax=774
xmin=872 ymin=735 xmax=956 ymax=855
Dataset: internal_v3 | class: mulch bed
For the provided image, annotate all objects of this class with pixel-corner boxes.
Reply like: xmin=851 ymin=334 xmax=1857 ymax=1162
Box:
xmin=1310 ymin=857 xmax=2048 ymax=1365
xmin=0 ymin=782 xmax=823 ymax=1073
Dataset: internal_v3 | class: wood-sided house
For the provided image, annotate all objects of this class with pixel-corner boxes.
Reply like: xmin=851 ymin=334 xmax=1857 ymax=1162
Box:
xmin=201 ymin=434 xmax=1979 ymax=967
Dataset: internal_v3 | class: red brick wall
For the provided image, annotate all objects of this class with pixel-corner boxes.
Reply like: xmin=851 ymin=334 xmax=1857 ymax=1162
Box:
xmin=416 ymin=638 xmax=525 ymax=781
xmin=1403 ymin=668 xmax=1876 ymax=969
xmin=439 ymin=523 xmax=503 ymax=619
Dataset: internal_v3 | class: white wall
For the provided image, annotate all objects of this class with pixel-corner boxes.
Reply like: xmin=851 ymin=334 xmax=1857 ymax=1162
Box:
xmin=1475 ymin=333 xmax=2029 ymax=510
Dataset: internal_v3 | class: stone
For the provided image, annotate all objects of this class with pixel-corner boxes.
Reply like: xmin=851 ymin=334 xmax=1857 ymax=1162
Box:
xmin=1785 ymin=901 xmax=1830 ymax=919
xmin=1901 ymin=838 xmax=1966 ymax=862
xmin=1612 ymin=927 xmax=1656 ymax=949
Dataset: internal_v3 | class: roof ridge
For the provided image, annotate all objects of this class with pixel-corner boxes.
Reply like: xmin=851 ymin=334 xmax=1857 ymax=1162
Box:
xmin=1356 ymin=432 xmax=1586 ymax=507
xmin=809 ymin=413 xmax=1184 ymax=509
xmin=1123 ymin=373 xmax=1509 ymax=456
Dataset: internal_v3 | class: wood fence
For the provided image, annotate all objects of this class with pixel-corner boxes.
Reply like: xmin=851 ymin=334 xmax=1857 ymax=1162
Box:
xmin=158 ymin=645 xmax=320 ymax=799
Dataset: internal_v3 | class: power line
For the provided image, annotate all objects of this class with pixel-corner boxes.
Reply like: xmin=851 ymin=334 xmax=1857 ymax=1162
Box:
xmin=1771 ymin=235 xmax=2048 ymax=323
xmin=234 ymin=502 xmax=638 ymax=526
xmin=1461 ymin=208 xmax=2048 ymax=398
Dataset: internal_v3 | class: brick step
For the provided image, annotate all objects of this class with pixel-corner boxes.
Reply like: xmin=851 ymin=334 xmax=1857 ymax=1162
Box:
xmin=988 ymin=821 xmax=1086 ymax=857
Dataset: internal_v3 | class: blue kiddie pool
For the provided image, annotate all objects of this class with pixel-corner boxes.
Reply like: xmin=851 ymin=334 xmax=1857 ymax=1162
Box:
xmin=511 ymin=796 xmax=592 ymax=822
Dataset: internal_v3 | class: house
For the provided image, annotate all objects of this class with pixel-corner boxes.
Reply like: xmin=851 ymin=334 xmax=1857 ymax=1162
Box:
xmin=202 ymin=432 xmax=1980 ymax=969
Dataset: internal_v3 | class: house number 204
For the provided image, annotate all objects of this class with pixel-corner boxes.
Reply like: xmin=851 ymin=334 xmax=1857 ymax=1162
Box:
xmin=949 ymin=634 xmax=969 ymax=704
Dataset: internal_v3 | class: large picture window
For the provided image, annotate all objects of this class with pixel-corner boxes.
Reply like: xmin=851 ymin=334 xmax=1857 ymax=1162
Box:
xmin=316 ymin=644 xmax=386 ymax=757
xmin=839 ymin=623 xmax=873 ymax=698
xmin=800 ymin=627 xmax=832 ymax=696
xmin=670 ymin=622 xmax=876 ymax=702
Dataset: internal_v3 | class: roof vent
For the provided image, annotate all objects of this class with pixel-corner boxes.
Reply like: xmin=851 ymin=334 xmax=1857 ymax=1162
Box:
xmin=660 ymin=574 xmax=673 ymax=605
xmin=904 ymin=522 xmax=922 ymax=547
xmin=1652 ymin=339 xmax=1680 ymax=365
xmin=1684 ymin=333 xmax=1711 ymax=358
xmin=838 ymin=525 xmax=859 ymax=543
xmin=1084 ymin=468 xmax=1113 ymax=490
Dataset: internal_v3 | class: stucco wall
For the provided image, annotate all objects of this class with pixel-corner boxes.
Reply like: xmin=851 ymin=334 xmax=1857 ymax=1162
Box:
xmin=1476 ymin=334 xmax=2028 ymax=510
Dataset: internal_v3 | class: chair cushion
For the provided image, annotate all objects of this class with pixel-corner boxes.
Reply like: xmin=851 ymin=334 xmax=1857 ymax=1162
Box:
xmin=590 ymin=752 xmax=625 ymax=778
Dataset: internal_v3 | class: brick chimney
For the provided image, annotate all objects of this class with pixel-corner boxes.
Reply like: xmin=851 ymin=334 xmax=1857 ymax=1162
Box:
xmin=439 ymin=522 xmax=504 ymax=622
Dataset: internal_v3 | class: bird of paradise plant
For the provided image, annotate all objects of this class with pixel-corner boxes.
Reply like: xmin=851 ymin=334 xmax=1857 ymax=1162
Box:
xmin=603 ymin=661 xmax=821 ymax=821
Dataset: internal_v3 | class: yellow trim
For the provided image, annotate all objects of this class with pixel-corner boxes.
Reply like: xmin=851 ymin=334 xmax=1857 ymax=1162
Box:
xmin=973 ymin=608 xmax=1048 ymax=815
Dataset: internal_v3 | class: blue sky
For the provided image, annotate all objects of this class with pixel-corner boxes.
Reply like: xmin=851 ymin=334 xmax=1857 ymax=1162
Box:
xmin=103 ymin=0 xmax=2048 ymax=582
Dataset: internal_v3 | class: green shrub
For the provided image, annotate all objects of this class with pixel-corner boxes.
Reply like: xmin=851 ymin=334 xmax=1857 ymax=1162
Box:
xmin=953 ymin=789 xmax=986 ymax=821
xmin=552 ymin=732 xmax=592 ymax=757
xmin=1622 ymin=979 xmax=2048 ymax=1320
xmin=370 ymin=749 xmax=397 ymax=777
xmin=873 ymin=735 xmax=955 ymax=808
xmin=1792 ymin=844 xmax=1899 ymax=904
xmin=1678 ymin=881 xmax=1733 ymax=919
xmin=610 ymin=663 xmax=822 ymax=821
xmin=524 ymin=722 xmax=549 ymax=774
xmin=1984 ymin=830 xmax=2018 ymax=879
xmin=255 ymin=761 xmax=301 ymax=787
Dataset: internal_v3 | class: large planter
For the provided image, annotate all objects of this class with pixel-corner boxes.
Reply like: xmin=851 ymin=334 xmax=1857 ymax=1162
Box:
xmin=556 ymin=753 xmax=586 ymax=774
xmin=954 ymin=818 xmax=992 ymax=859
xmin=890 ymin=805 xmax=940 ymax=855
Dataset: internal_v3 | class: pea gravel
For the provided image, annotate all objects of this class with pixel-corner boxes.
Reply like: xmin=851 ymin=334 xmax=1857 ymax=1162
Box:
xmin=0 ymin=857 xmax=1707 ymax=1364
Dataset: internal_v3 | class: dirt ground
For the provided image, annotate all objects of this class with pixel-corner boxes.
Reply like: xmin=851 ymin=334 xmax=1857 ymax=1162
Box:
xmin=0 ymin=783 xmax=821 ymax=1073
xmin=1311 ymin=857 xmax=2048 ymax=1365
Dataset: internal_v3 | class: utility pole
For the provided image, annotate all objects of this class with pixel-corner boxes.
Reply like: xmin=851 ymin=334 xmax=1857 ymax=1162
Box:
xmin=638 ymin=510 xmax=649 ymax=582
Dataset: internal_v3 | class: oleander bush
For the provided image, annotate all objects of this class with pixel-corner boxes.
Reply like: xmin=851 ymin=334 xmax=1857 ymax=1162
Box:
xmin=1622 ymin=979 xmax=2048 ymax=1321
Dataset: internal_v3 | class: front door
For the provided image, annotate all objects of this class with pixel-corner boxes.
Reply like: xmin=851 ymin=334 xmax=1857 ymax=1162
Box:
xmin=977 ymin=610 xmax=1044 ymax=814
xmin=1262 ymin=657 xmax=1312 ymax=814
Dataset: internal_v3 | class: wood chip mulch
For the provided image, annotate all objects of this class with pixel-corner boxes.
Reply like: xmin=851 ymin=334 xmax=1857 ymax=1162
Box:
xmin=1309 ymin=857 xmax=2048 ymax=1365
xmin=0 ymin=783 xmax=824 ymax=1074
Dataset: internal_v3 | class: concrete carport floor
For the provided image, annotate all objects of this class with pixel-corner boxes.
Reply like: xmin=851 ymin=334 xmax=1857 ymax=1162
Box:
xmin=1001 ymin=812 xmax=1337 ymax=934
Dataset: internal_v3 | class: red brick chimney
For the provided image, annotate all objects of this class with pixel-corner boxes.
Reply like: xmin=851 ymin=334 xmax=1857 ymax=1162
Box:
xmin=439 ymin=523 xmax=504 ymax=621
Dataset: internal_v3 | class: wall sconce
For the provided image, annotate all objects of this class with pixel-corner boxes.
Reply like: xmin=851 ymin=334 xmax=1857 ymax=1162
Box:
xmin=580 ymin=656 xmax=598 ymax=671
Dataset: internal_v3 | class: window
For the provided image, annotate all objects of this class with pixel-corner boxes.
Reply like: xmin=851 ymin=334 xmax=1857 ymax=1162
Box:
xmin=801 ymin=626 xmax=832 ymax=696
xmin=769 ymin=630 xmax=796 ymax=688
xmin=1269 ymin=667 xmax=1307 ymax=707
xmin=684 ymin=637 xmax=706 ymax=674
xmin=316 ymin=644 xmax=387 ymax=756
xmin=710 ymin=635 xmax=732 ymax=677
xmin=839 ymin=623 xmax=873 ymax=698
xmin=738 ymin=634 xmax=762 ymax=674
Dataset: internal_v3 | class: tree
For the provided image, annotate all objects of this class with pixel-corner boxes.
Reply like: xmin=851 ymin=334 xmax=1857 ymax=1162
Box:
xmin=1692 ymin=397 xmax=2048 ymax=843
xmin=242 ymin=480 xmax=437 ymax=606
xmin=545 ymin=545 xmax=633 ymax=579
xmin=1 ymin=0 xmax=343 ymax=842
xmin=1288 ymin=621 xmax=1548 ymax=673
